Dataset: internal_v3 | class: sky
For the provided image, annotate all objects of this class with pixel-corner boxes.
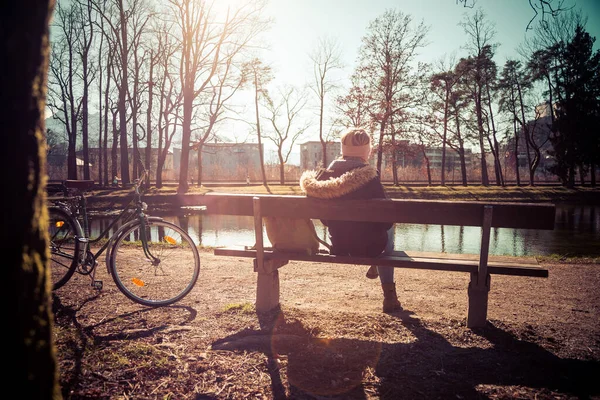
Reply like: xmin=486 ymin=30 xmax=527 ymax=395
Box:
xmin=260 ymin=0 xmax=600 ymax=87
xmin=232 ymin=0 xmax=599 ymax=161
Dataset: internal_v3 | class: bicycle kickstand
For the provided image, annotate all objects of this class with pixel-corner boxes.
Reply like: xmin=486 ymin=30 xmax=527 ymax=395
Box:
xmin=88 ymin=260 xmax=103 ymax=291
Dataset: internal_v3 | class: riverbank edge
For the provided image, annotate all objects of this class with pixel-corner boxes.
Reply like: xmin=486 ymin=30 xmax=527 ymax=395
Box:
xmin=84 ymin=185 xmax=600 ymax=211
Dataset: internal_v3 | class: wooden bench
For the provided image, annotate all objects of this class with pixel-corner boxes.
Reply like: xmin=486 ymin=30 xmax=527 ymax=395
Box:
xmin=200 ymin=193 xmax=555 ymax=328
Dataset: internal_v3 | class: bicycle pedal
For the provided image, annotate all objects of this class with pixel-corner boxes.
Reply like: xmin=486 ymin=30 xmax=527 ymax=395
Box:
xmin=92 ymin=280 xmax=103 ymax=290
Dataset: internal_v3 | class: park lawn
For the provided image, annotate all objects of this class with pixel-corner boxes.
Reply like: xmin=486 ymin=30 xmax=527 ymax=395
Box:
xmin=88 ymin=182 xmax=600 ymax=203
xmin=150 ymin=183 xmax=599 ymax=202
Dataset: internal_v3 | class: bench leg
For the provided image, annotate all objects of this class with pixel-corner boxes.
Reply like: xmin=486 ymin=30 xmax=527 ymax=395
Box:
xmin=254 ymin=259 xmax=287 ymax=312
xmin=256 ymin=269 xmax=280 ymax=312
xmin=467 ymin=272 xmax=491 ymax=328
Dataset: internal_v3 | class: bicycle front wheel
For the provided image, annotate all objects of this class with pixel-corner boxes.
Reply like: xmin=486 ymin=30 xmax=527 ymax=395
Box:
xmin=48 ymin=206 xmax=82 ymax=290
xmin=108 ymin=219 xmax=200 ymax=306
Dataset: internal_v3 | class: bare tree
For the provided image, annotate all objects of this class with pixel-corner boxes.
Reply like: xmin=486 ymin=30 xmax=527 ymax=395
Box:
xmin=155 ymin=27 xmax=182 ymax=188
xmin=103 ymin=47 xmax=115 ymax=186
xmin=263 ymin=85 xmax=310 ymax=184
xmin=457 ymin=0 xmax=574 ymax=31
xmin=336 ymin=68 xmax=375 ymax=130
xmin=74 ymin=0 xmax=96 ymax=180
xmin=167 ymin=0 xmax=268 ymax=193
xmin=459 ymin=8 xmax=497 ymax=186
xmin=414 ymin=125 xmax=438 ymax=186
xmin=191 ymin=55 xmax=247 ymax=186
xmin=96 ymin=0 xmax=106 ymax=185
xmin=244 ymin=57 xmax=272 ymax=187
xmin=498 ymin=60 xmax=522 ymax=185
xmin=520 ymin=10 xmax=586 ymax=185
xmin=125 ymin=2 xmax=153 ymax=180
xmin=356 ymin=9 xmax=429 ymax=173
xmin=428 ymin=55 xmax=464 ymax=185
xmin=144 ymin=45 xmax=161 ymax=188
xmin=48 ymin=1 xmax=83 ymax=179
xmin=480 ymin=46 xmax=504 ymax=186
xmin=94 ymin=0 xmax=147 ymax=185
xmin=309 ymin=36 xmax=343 ymax=167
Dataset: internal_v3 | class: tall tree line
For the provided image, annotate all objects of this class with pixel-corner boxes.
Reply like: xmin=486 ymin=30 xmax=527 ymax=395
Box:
xmin=47 ymin=0 xmax=269 ymax=190
xmin=337 ymin=7 xmax=599 ymax=187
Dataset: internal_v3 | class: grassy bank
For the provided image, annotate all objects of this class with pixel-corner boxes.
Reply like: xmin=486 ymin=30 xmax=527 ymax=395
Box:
xmin=93 ymin=183 xmax=600 ymax=204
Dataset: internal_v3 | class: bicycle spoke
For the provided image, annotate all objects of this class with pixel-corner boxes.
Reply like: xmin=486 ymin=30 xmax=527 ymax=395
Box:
xmin=109 ymin=220 xmax=200 ymax=306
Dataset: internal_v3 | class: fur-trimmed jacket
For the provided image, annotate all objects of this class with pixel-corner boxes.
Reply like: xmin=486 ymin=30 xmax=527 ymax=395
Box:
xmin=299 ymin=159 xmax=392 ymax=257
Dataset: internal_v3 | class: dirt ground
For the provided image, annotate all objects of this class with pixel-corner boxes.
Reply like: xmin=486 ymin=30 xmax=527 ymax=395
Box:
xmin=52 ymin=249 xmax=600 ymax=399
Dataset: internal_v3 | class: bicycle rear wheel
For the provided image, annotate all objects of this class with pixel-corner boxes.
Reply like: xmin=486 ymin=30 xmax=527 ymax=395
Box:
xmin=108 ymin=219 xmax=200 ymax=306
xmin=48 ymin=206 xmax=82 ymax=290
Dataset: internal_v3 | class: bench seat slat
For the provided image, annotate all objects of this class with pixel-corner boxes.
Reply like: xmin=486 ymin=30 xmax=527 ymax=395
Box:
xmin=213 ymin=247 xmax=548 ymax=278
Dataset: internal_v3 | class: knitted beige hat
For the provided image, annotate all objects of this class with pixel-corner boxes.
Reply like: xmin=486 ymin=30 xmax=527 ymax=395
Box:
xmin=341 ymin=127 xmax=372 ymax=161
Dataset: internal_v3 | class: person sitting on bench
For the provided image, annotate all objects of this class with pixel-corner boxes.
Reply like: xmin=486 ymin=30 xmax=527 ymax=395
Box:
xmin=299 ymin=127 xmax=402 ymax=313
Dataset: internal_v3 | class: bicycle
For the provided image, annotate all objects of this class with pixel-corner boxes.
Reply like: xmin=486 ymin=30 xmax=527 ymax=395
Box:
xmin=46 ymin=169 xmax=201 ymax=307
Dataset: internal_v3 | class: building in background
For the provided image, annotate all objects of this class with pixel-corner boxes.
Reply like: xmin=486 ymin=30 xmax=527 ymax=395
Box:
xmin=424 ymin=147 xmax=473 ymax=169
xmin=299 ymin=141 xmax=341 ymax=170
xmin=174 ymin=143 xmax=263 ymax=181
xmin=48 ymin=146 xmax=175 ymax=182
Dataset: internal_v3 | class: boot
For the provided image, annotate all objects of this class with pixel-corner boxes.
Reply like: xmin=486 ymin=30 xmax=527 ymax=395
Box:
xmin=366 ymin=265 xmax=379 ymax=279
xmin=381 ymin=282 xmax=402 ymax=313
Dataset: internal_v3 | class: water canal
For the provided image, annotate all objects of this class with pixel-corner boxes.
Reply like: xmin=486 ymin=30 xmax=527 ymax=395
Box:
xmin=87 ymin=203 xmax=600 ymax=257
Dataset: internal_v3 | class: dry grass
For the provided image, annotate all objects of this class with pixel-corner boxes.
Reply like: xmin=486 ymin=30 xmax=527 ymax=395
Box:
xmin=52 ymin=249 xmax=600 ymax=399
xmin=92 ymin=183 xmax=600 ymax=203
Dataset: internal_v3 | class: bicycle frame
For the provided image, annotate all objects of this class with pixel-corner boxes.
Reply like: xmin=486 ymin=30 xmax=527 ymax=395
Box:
xmin=50 ymin=169 xmax=162 ymax=286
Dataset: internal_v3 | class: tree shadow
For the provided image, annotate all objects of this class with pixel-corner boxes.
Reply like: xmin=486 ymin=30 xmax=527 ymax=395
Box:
xmin=376 ymin=310 xmax=600 ymax=399
xmin=52 ymin=293 xmax=197 ymax=397
xmin=211 ymin=306 xmax=600 ymax=399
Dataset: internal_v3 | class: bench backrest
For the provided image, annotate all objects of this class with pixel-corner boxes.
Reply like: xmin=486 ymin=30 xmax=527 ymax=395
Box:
xmin=200 ymin=193 xmax=555 ymax=230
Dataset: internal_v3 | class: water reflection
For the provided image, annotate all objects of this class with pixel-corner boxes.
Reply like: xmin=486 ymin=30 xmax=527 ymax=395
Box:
xmin=86 ymin=204 xmax=600 ymax=257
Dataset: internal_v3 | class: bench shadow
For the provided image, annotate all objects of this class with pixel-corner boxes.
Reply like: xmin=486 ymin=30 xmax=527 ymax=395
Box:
xmin=211 ymin=307 xmax=600 ymax=399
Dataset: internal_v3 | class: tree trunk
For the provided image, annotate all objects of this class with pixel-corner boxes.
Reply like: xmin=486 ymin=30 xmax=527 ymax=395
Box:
xmin=485 ymin=87 xmax=502 ymax=186
xmin=376 ymin=119 xmax=387 ymax=174
xmin=441 ymin=89 xmax=449 ymax=185
xmin=320 ymin=141 xmax=328 ymax=168
xmin=476 ymin=103 xmax=490 ymax=186
xmin=111 ymin=109 xmax=119 ymax=184
xmin=131 ymin=107 xmax=139 ymax=179
xmin=67 ymin=37 xmax=78 ymax=180
xmin=512 ymin=117 xmax=521 ymax=186
xmin=579 ymin=165 xmax=586 ymax=186
xmin=459 ymin=147 xmax=468 ymax=186
xmin=568 ymin=163 xmax=576 ymax=188
xmin=319 ymin=88 xmax=327 ymax=167
xmin=178 ymin=89 xmax=193 ymax=193
xmin=118 ymin=0 xmax=130 ymax=184
xmin=392 ymin=153 xmax=398 ymax=186
xmin=82 ymin=59 xmax=90 ymax=180
xmin=475 ymin=94 xmax=489 ymax=186
xmin=454 ymin=111 xmax=468 ymax=186
xmin=253 ymin=75 xmax=268 ymax=187
xmin=278 ymin=150 xmax=285 ymax=184
xmin=97 ymin=53 xmax=103 ymax=185
xmin=102 ymin=60 xmax=111 ymax=187
xmin=145 ymin=59 xmax=153 ymax=189
xmin=197 ymin=145 xmax=203 ymax=186
xmin=130 ymin=51 xmax=141 ymax=180
xmin=516 ymin=81 xmax=539 ymax=186
xmin=68 ymin=109 xmax=78 ymax=179
xmin=421 ymin=146 xmax=432 ymax=186
xmin=156 ymin=73 xmax=165 ymax=188
xmin=1 ymin=0 xmax=61 ymax=396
